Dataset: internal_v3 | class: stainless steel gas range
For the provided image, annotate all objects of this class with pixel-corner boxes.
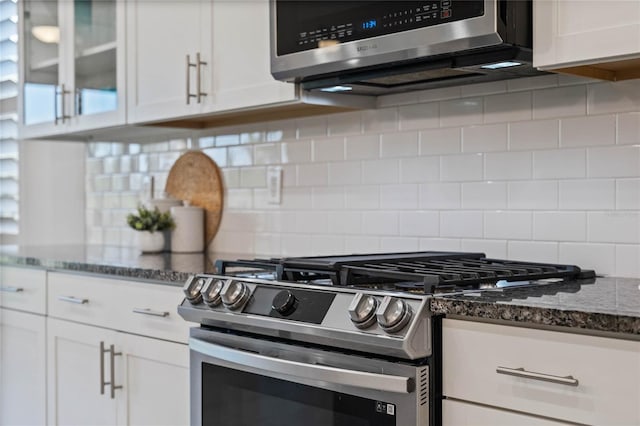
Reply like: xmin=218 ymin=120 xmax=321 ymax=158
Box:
xmin=178 ymin=251 xmax=594 ymax=426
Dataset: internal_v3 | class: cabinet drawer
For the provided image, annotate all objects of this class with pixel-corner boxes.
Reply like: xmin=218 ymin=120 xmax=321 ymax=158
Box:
xmin=48 ymin=272 xmax=188 ymax=343
xmin=0 ymin=266 xmax=47 ymax=314
xmin=443 ymin=319 xmax=640 ymax=425
xmin=443 ymin=399 xmax=572 ymax=426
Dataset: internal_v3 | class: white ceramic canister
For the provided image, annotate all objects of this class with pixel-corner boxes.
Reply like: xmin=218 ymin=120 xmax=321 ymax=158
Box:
xmin=144 ymin=194 xmax=181 ymax=213
xmin=170 ymin=202 xmax=205 ymax=253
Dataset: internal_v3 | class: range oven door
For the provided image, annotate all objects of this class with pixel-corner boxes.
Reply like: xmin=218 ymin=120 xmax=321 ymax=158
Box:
xmin=189 ymin=328 xmax=429 ymax=426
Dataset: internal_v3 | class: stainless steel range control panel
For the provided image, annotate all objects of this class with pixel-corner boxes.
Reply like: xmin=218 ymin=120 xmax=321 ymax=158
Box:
xmin=178 ymin=274 xmax=432 ymax=360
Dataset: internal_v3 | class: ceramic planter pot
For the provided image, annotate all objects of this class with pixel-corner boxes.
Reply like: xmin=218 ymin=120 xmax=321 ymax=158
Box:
xmin=136 ymin=231 xmax=165 ymax=254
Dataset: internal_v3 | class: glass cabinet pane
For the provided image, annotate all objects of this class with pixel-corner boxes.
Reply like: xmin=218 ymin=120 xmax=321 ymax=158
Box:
xmin=74 ymin=0 xmax=117 ymax=116
xmin=23 ymin=0 xmax=59 ymax=125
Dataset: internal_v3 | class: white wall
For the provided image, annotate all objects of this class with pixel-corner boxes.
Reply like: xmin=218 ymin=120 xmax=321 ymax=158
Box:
xmin=85 ymin=75 xmax=640 ymax=278
xmin=20 ymin=140 xmax=86 ymax=245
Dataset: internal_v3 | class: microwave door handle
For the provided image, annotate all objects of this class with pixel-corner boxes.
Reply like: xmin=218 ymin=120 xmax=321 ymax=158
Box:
xmin=189 ymin=338 xmax=411 ymax=394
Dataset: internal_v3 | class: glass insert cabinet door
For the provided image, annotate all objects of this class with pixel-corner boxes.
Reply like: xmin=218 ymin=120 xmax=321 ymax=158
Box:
xmin=22 ymin=0 xmax=118 ymax=126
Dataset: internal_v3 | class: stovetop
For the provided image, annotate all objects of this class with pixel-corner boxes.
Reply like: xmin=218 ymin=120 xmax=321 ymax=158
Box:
xmin=178 ymin=252 xmax=594 ymax=360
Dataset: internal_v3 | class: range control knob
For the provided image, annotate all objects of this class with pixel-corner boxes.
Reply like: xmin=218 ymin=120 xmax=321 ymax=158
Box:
xmin=201 ymin=279 xmax=225 ymax=307
xmin=376 ymin=296 xmax=412 ymax=333
xmin=348 ymin=293 xmax=378 ymax=329
xmin=272 ymin=290 xmax=297 ymax=315
xmin=182 ymin=276 xmax=206 ymax=304
xmin=220 ymin=280 xmax=250 ymax=310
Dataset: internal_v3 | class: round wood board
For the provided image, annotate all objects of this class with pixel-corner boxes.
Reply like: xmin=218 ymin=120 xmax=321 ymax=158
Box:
xmin=165 ymin=151 xmax=224 ymax=246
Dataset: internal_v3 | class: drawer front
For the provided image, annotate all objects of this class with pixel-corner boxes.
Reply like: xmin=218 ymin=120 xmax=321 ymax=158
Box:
xmin=116 ymin=281 xmax=189 ymax=344
xmin=443 ymin=400 xmax=572 ymax=426
xmin=48 ymin=272 xmax=188 ymax=343
xmin=0 ymin=266 xmax=47 ymax=314
xmin=443 ymin=319 xmax=640 ymax=425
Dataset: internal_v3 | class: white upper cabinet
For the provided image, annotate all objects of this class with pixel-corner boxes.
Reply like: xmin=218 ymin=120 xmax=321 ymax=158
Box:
xmin=19 ymin=0 xmax=126 ymax=139
xmin=534 ymin=0 xmax=640 ymax=81
xmin=127 ymin=0 xmax=297 ymax=124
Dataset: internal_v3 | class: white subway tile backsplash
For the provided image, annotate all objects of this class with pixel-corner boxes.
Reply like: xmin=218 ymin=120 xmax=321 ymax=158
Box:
xmin=615 ymin=245 xmax=640 ymax=278
xmin=419 ymin=128 xmax=461 ymax=155
xmin=345 ymin=134 xmax=380 ymax=160
xmin=297 ymin=116 xmax=328 ymax=139
xmin=508 ymin=241 xmax=559 ymax=263
xmin=362 ymin=108 xmax=398 ymax=133
xmin=419 ymin=183 xmax=461 ymax=209
xmin=254 ymin=143 xmax=281 ymax=165
xmin=508 ymin=180 xmax=558 ymax=210
xmin=588 ymin=212 xmax=640 ymax=244
xmin=533 ymin=149 xmax=586 ymax=179
xmin=345 ymin=185 xmax=379 ymax=209
xmin=398 ymin=103 xmax=439 ymax=130
xmin=617 ymin=112 xmax=640 ymax=145
xmin=559 ymin=243 xmax=615 ymax=276
xmin=509 ymin=119 xmax=559 ymax=151
xmin=461 ymin=239 xmax=507 ymax=258
xmin=485 ymin=151 xmax=532 ymax=181
xmin=616 ymin=179 xmax=640 ymax=210
xmin=400 ymin=157 xmax=440 ymax=183
xmin=588 ymin=145 xmax=640 ymax=178
xmin=485 ymin=211 xmax=532 ymax=240
xmin=297 ymin=163 xmax=328 ymax=187
xmin=328 ymin=111 xmax=362 ymax=136
xmin=380 ymin=237 xmax=420 ymax=252
xmin=462 ymin=182 xmax=507 ymax=209
xmin=588 ymin=81 xmax=640 ymax=115
xmin=380 ymin=184 xmax=418 ymax=209
xmin=440 ymin=154 xmax=483 ymax=182
xmin=312 ymin=187 xmax=345 ymax=210
xmin=484 ymin=92 xmax=532 ymax=124
xmin=281 ymin=140 xmax=312 ymax=164
xmin=534 ymin=212 xmax=586 ymax=242
xmin=440 ymin=97 xmax=483 ymax=127
xmin=381 ymin=131 xmax=419 ymax=158
xmin=533 ymin=85 xmax=587 ymax=119
xmin=560 ymin=115 xmax=616 ymax=147
xmin=462 ymin=123 xmax=507 ymax=153
xmin=362 ymin=211 xmax=399 ymax=236
xmin=313 ymin=137 xmax=345 ymax=162
xmin=328 ymin=161 xmax=362 ymax=186
xmin=399 ymin=211 xmax=439 ymax=237
xmin=362 ymin=159 xmax=399 ymax=184
xmin=85 ymin=81 xmax=640 ymax=277
xmin=440 ymin=211 xmax=483 ymax=238
xmin=559 ymin=179 xmax=615 ymax=210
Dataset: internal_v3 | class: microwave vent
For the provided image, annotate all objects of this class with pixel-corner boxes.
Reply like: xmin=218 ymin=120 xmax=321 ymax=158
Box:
xmin=361 ymin=68 xmax=481 ymax=88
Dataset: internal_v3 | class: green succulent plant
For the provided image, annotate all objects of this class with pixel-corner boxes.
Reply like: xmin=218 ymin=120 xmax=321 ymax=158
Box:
xmin=126 ymin=205 xmax=175 ymax=233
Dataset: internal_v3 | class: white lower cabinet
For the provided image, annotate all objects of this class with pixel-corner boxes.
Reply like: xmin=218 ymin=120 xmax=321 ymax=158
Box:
xmin=47 ymin=317 xmax=189 ymax=426
xmin=0 ymin=308 xmax=47 ymax=426
xmin=443 ymin=400 xmax=572 ymax=426
xmin=443 ymin=319 xmax=640 ymax=425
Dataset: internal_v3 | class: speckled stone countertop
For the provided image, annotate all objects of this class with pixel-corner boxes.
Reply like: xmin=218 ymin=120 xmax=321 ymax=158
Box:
xmin=431 ymin=277 xmax=640 ymax=336
xmin=0 ymin=244 xmax=229 ymax=285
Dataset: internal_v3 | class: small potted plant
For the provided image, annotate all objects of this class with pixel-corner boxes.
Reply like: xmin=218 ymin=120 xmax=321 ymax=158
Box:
xmin=126 ymin=205 xmax=175 ymax=253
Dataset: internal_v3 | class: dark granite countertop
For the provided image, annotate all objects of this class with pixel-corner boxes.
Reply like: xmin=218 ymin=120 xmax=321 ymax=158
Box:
xmin=0 ymin=245 xmax=230 ymax=285
xmin=431 ymin=277 xmax=640 ymax=337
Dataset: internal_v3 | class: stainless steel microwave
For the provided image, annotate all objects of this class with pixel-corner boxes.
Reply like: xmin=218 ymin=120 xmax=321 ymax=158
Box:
xmin=270 ymin=0 xmax=543 ymax=95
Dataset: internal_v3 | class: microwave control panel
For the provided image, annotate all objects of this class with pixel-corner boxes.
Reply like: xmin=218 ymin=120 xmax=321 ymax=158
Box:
xmin=276 ymin=1 xmax=485 ymax=56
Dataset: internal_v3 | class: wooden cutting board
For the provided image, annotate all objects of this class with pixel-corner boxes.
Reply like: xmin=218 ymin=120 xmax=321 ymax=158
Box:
xmin=165 ymin=151 xmax=224 ymax=246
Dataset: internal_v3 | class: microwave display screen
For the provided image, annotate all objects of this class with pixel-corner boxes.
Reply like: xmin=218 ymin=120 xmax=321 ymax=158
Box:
xmin=275 ymin=1 xmax=485 ymax=56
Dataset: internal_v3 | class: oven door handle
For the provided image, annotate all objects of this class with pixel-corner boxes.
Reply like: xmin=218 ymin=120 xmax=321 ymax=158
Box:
xmin=190 ymin=338 xmax=412 ymax=394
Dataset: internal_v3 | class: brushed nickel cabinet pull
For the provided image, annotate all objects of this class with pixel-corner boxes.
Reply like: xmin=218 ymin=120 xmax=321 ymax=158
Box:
xmin=100 ymin=341 xmax=108 ymax=395
xmin=109 ymin=344 xmax=122 ymax=399
xmin=132 ymin=307 xmax=170 ymax=317
xmin=0 ymin=286 xmax=24 ymax=293
xmin=58 ymin=295 xmax=89 ymax=305
xmin=196 ymin=52 xmax=207 ymax=103
xmin=496 ymin=366 xmax=579 ymax=387
xmin=186 ymin=54 xmax=197 ymax=104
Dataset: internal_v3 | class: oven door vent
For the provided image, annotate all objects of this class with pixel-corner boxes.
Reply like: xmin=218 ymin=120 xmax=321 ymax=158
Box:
xmin=419 ymin=367 xmax=429 ymax=406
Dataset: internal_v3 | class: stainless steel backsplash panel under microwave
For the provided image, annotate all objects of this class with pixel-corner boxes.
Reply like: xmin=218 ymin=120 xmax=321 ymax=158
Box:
xmin=270 ymin=0 xmax=543 ymax=95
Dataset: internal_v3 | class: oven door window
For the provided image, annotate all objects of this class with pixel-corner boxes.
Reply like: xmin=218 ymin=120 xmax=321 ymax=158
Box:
xmin=202 ymin=363 xmax=396 ymax=426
